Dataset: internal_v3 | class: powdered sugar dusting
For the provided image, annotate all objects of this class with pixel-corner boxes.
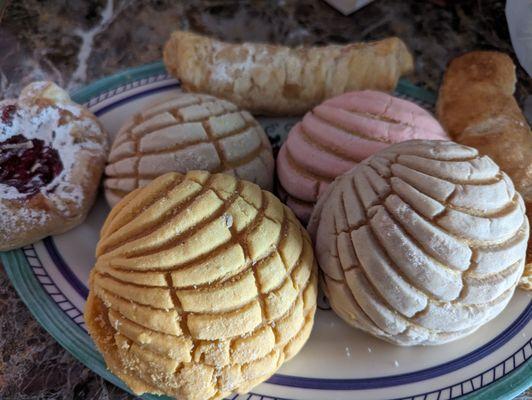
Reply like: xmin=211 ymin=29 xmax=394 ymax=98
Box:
xmin=345 ymin=346 xmax=351 ymax=358
xmin=313 ymin=140 xmax=527 ymax=345
xmin=0 ymin=201 xmax=49 ymax=240
xmin=210 ymin=41 xmax=265 ymax=83
xmin=18 ymin=81 xmax=48 ymax=99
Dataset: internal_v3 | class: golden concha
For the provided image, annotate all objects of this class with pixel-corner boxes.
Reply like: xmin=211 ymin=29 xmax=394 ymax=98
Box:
xmin=85 ymin=170 xmax=318 ymax=399
xmin=309 ymin=140 xmax=529 ymax=346
xmin=104 ymin=93 xmax=274 ymax=207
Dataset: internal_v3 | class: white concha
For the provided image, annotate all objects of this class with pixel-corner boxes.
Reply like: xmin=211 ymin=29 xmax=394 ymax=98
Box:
xmin=309 ymin=140 xmax=529 ymax=346
xmin=104 ymin=93 xmax=274 ymax=207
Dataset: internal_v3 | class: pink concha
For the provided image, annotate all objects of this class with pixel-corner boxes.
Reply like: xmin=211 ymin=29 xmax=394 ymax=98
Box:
xmin=276 ymin=90 xmax=448 ymax=223
xmin=276 ymin=182 xmax=315 ymax=224
xmin=322 ymin=91 xmax=447 ymax=139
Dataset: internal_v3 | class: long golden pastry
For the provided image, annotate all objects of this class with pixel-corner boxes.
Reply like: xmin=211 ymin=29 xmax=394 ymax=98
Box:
xmin=437 ymin=51 xmax=532 ymax=290
xmin=163 ymin=30 xmax=414 ymax=116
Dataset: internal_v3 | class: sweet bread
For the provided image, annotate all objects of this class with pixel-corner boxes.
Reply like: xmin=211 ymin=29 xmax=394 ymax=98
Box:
xmin=0 ymin=82 xmax=108 ymax=251
xmin=309 ymin=140 xmax=528 ymax=345
xmin=276 ymin=90 xmax=447 ymax=223
xmin=437 ymin=51 xmax=532 ymax=290
xmin=163 ymin=31 xmax=414 ymax=116
xmin=104 ymin=93 xmax=274 ymax=207
xmin=85 ymin=171 xmax=318 ymax=399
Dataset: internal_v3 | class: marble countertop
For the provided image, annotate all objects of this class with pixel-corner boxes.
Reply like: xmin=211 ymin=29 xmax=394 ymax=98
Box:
xmin=0 ymin=1 xmax=530 ymax=399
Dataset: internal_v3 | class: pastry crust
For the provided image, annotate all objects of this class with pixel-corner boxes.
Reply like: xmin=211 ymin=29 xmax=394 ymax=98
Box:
xmin=104 ymin=93 xmax=274 ymax=207
xmin=0 ymin=82 xmax=108 ymax=251
xmin=85 ymin=171 xmax=318 ymax=399
xmin=309 ymin=140 xmax=528 ymax=346
xmin=436 ymin=51 xmax=532 ymax=290
xmin=163 ymin=31 xmax=414 ymax=116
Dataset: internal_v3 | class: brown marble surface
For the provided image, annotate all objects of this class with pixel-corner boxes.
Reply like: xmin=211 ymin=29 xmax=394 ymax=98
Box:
xmin=0 ymin=0 xmax=530 ymax=399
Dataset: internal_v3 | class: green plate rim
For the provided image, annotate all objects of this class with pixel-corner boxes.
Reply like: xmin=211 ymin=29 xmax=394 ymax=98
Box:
xmin=1 ymin=60 xmax=529 ymax=400
xmin=1 ymin=250 xmax=165 ymax=400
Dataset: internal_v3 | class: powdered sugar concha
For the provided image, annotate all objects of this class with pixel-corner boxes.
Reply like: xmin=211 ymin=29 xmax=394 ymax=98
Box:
xmin=276 ymin=91 xmax=448 ymax=223
xmin=309 ymin=140 xmax=529 ymax=346
xmin=0 ymin=82 xmax=108 ymax=251
xmin=104 ymin=93 xmax=274 ymax=207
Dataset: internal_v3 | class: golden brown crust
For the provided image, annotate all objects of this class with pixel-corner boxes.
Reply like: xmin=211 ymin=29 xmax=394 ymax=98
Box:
xmin=436 ymin=52 xmax=517 ymax=135
xmin=163 ymin=31 xmax=414 ymax=116
xmin=85 ymin=171 xmax=318 ymax=399
xmin=436 ymin=51 xmax=532 ymax=290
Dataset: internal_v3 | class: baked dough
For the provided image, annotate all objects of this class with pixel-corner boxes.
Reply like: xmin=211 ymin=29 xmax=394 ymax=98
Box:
xmin=0 ymin=82 xmax=108 ymax=251
xmin=163 ymin=30 xmax=414 ymax=116
xmin=104 ymin=93 xmax=274 ymax=207
xmin=309 ymin=140 xmax=528 ymax=346
xmin=436 ymin=51 xmax=532 ymax=290
xmin=85 ymin=171 xmax=317 ymax=399
xmin=276 ymin=90 xmax=447 ymax=223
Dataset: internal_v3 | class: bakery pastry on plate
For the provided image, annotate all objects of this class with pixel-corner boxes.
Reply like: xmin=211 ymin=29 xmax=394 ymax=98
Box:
xmin=0 ymin=82 xmax=108 ymax=251
xmin=309 ymin=140 xmax=528 ymax=346
xmin=163 ymin=30 xmax=413 ymax=116
xmin=85 ymin=171 xmax=318 ymax=399
xmin=276 ymin=90 xmax=448 ymax=223
xmin=437 ymin=51 xmax=532 ymax=290
xmin=104 ymin=93 xmax=274 ymax=207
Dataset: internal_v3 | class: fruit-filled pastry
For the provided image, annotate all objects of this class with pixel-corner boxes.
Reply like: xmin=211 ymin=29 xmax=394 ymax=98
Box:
xmin=0 ymin=82 xmax=108 ymax=251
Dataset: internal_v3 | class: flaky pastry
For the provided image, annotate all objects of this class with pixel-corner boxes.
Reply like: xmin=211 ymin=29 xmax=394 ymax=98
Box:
xmin=0 ymin=82 xmax=108 ymax=251
xmin=164 ymin=30 xmax=413 ymax=116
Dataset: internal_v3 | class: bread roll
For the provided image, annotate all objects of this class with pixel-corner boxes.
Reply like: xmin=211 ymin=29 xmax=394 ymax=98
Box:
xmin=163 ymin=30 xmax=414 ymax=116
xmin=85 ymin=171 xmax=318 ymax=399
xmin=104 ymin=93 xmax=274 ymax=207
xmin=276 ymin=90 xmax=448 ymax=223
xmin=436 ymin=51 xmax=532 ymax=290
xmin=309 ymin=140 xmax=528 ymax=346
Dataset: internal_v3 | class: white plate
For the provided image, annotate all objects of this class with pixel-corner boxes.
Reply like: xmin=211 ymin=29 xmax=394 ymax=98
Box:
xmin=2 ymin=62 xmax=531 ymax=400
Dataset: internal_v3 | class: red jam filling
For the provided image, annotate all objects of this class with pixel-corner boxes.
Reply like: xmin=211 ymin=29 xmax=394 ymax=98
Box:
xmin=0 ymin=134 xmax=63 ymax=196
xmin=1 ymin=105 xmax=17 ymax=125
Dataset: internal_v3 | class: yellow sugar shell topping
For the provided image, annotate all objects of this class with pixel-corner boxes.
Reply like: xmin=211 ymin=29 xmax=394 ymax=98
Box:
xmin=85 ymin=170 xmax=318 ymax=399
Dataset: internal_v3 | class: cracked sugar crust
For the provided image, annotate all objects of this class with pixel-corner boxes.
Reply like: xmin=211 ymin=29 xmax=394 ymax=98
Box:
xmin=309 ymin=140 xmax=528 ymax=346
xmin=276 ymin=90 xmax=448 ymax=223
xmin=163 ymin=31 xmax=414 ymax=116
xmin=104 ymin=93 xmax=274 ymax=208
xmin=0 ymin=81 xmax=108 ymax=251
xmin=85 ymin=171 xmax=318 ymax=399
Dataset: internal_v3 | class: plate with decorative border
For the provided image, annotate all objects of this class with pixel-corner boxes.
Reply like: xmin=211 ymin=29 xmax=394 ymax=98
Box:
xmin=1 ymin=61 xmax=531 ymax=400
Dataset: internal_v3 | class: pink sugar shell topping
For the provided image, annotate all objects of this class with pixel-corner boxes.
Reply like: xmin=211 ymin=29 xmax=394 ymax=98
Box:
xmin=276 ymin=90 xmax=448 ymax=222
xmin=285 ymin=194 xmax=314 ymax=223
xmin=301 ymin=113 xmax=388 ymax=160
xmin=276 ymin=146 xmax=319 ymax=203
xmin=286 ymin=123 xmax=356 ymax=179
xmin=322 ymin=91 xmax=447 ymax=138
